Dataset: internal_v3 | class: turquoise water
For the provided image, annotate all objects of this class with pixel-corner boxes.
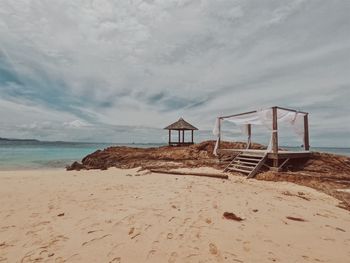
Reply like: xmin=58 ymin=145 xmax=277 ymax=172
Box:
xmin=0 ymin=140 xmax=349 ymax=170
xmin=284 ymin=146 xmax=350 ymax=157
xmin=0 ymin=140 xmax=163 ymax=170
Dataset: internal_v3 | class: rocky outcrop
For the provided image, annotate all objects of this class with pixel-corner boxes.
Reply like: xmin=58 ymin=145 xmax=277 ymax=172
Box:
xmin=67 ymin=140 xmax=265 ymax=171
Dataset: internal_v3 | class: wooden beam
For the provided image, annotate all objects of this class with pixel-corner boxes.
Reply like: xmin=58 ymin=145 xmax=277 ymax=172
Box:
xmin=219 ymin=107 xmax=308 ymax=120
xmin=150 ymin=169 xmax=228 ymax=179
xmin=276 ymin=106 xmax=308 ymax=115
xmin=219 ymin=110 xmax=257 ymax=119
xmin=191 ymin=130 xmax=194 ymax=143
xmin=304 ymin=114 xmax=310 ymax=151
xmin=272 ymin=106 xmax=279 ymax=167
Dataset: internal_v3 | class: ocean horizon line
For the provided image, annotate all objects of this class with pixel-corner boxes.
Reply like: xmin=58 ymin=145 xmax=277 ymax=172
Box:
xmin=1 ymin=137 xmax=350 ymax=149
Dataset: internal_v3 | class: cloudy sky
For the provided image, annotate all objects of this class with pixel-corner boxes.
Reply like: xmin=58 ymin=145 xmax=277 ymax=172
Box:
xmin=0 ymin=0 xmax=349 ymax=146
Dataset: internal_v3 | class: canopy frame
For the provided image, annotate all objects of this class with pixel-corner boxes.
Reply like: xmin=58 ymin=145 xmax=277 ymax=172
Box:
xmin=215 ymin=106 xmax=310 ymax=168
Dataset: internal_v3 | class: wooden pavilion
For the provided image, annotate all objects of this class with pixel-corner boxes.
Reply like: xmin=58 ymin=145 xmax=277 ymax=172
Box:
xmin=214 ymin=106 xmax=311 ymax=178
xmin=164 ymin=118 xmax=198 ymax=146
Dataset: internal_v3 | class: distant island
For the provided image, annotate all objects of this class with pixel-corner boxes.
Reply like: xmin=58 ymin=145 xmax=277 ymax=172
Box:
xmin=0 ymin=137 xmax=40 ymax=142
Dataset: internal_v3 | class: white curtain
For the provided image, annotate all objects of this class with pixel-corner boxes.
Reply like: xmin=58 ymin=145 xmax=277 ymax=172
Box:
xmin=213 ymin=108 xmax=307 ymax=154
xmin=213 ymin=118 xmax=220 ymax=156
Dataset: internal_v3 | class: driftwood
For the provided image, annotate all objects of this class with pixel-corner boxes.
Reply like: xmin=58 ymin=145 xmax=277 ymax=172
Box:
xmin=150 ymin=169 xmax=228 ymax=179
xmin=286 ymin=216 xmax=306 ymax=222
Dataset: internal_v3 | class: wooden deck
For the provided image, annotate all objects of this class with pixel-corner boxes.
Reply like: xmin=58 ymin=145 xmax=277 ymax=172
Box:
xmin=218 ymin=149 xmax=312 ymax=160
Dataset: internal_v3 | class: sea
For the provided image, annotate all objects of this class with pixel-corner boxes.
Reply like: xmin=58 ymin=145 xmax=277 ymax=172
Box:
xmin=0 ymin=140 xmax=349 ymax=170
xmin=0 ymin=140 xmax=164 ymax=170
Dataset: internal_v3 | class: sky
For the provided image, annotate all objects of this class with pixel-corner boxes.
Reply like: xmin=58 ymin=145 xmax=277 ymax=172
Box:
xmin=0 ymin=0 xmax=349 ymax=146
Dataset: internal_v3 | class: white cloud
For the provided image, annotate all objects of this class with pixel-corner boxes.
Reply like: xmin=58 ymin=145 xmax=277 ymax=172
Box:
xmin=0 ymin=0 xmax=349 ymax=146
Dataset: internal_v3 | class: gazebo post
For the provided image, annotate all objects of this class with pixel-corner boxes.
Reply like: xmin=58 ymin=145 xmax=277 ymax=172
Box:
xmin=178 ymin=130 xmax=180 ymax=144
xmin=272 ymin=106 xmax=279 ymax=167
xmin=168 ymin=130 xmax=171 ymax=145
xmin=182 ymin=130 xmax=185 ymax=144
xmin=191 ymin=130 xmax=194 ymax=144
xmin=304 ymin=114 xmax=310 ymax=151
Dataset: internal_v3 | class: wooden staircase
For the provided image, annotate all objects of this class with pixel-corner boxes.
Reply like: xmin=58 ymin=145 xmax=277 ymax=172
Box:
xmin=224 ymin=152 xmax=268 ymax=178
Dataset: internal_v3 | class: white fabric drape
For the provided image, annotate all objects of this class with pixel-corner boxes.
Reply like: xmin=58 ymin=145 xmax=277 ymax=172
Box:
xmin=213 ymin=118 xmax=220 ymax=156
xmin=212 ymin=108 xmax=306 ymax=155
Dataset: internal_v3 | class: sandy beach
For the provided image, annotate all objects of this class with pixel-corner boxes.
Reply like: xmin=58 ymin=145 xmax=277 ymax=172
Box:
xmin=0 ymin=168 xmax=350 ymax=263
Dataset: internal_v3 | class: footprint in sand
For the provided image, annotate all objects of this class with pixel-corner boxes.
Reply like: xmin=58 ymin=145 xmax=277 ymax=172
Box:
xmin=147 ymin=249 xmax=157 ymax=259
xmin=109 ymin=257 xmax=121 ymax=263
xmin=168 ymin=252 xmax=178 ymax=263
xmin=243 ymin=241 xmax=251 ymax=252
xmin=167 ymin=233 xmax=174 ymax=240
xmin=209 ymin=243 xmax=218 ymax=255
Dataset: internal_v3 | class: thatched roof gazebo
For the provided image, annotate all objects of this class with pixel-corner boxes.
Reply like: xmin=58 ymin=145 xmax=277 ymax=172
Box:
xmin=164 ymin=118 xmax=198 ymax=146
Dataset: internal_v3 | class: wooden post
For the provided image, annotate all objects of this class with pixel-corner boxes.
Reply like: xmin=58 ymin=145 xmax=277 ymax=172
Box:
xmin=247 ymin=124 xmax=251 ymax=149
xmin=218 ymin=118 xmax=221 ymax=150
xmin=169 ymin=130 xmax=171 ymax=145
xmin=178 ymin=130 xmax=180 ymax=144
xmin=191 ymin=130 xmax=194 ymax=144
xmin=182 ymin=130 xmax=185 ymax=143
xmin=272 ymin=107 xmax=279 ymax=167
xmin=304 ymin=114 xmax=310 ymax=151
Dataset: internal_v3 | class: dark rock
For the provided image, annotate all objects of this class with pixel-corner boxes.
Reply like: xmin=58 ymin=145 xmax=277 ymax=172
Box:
xmin=66 ymin=161 xmax=85 ymax=171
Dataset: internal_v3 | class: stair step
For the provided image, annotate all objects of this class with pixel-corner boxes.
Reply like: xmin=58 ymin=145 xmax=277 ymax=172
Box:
xmin=228 ymin=163 xmax=255 ymax=169
xmin=231 ymin=165 xmax=254 ymax=171
xmin=226 ymin=167 xmax=251 ymax=174
xmin=235 ymin=157 xmax=262 ymax=162
xmin=239 ymin=154 xmax=264 ymax=158
xmin=231 ymin=160 xmax=258 ymax=166
xmin=224 ymin=151 xmax=268 ymax=178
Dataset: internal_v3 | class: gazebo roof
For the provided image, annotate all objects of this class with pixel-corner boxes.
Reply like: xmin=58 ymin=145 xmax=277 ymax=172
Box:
xmin=164 ymin=118 xmax=198 ymax=130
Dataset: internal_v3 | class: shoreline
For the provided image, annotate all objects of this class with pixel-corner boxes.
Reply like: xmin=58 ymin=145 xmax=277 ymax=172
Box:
xmin=1 ymin=168 xmax=350 ymax=262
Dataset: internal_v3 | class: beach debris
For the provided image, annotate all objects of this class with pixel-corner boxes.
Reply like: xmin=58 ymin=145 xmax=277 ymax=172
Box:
xmin=252 ymin=209 xmax=259 ymax=213
xmin=128 ymin=227 xmax=134 ymax=235
xmin=0 ymin=242 xmax=5 ymax=247
xmin=336 ymin=227 xmax=346 ymax=232
xmin=57 ymin=213 xmax=65 ymax=217
xmin=223 ymin=212 xmax=244 ymax=221
xmin=337 ymin=201 xmax=350 ymax=210
xmin=125 ymin=174 xmax=133 ymax=177
xmin=48 ymin=253 xmax=55 ymax=257
xmin=325 ymin=224 xmax=346 ymax=232
xmin=205 ymin=218 xmax=212 ymax=224
xmin=286 ymin=216 xmax=306 ymax=222
xmin=282 ymin=191 xmax=310 ymax=201
xmin=151 ymin=169 xmax=228 ymax=179
xmin=131 ymin=233 xmax=141 ymax=239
